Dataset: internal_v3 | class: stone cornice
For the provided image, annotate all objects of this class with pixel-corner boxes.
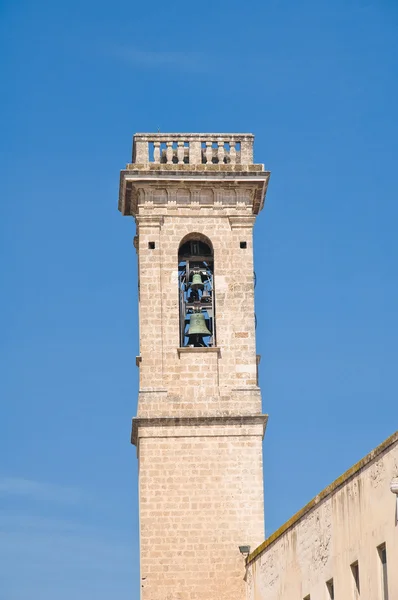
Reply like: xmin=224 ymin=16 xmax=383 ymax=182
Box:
xmin=131 ymin=414 xmax=268 ymax=446
xmin=119 ymin=172 xmax=269 ymax=217
xmin=135 ymin=215 xmax=164 ymax=228
xmin=228 ymin=216 xmax=256 ymax=229
xmin=134 ymin=132 xmax=255 ymax=140
xmin=126 ymin=164 xmax=264 ymax=172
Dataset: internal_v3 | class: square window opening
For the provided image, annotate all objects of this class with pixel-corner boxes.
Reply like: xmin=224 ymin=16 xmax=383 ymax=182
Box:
xmin=148 ymin=242 xmax=155 ymax=250
xmin=351 ymin=561 xmax=360 ymax=593
xmin=326 ymin=579 xmax=334 ymax=600
xmin=378 ymin=544 xmax=389 ymax=600
xmin=240 ymin=241 xmax=247 ymax=249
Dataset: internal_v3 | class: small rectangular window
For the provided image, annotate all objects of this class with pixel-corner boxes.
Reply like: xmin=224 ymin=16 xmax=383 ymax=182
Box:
xmin=378 ymin=544 xmax=389 ymax=600
xmin=240 ymin=241 xmax=247 ymax=249
xmin=351 ymin=561 xmax=360 ymax=594
xmin=148 ymin=241 xmax=155 ymax=249
xmin=326 ymin=579 xmax=334 ymax=599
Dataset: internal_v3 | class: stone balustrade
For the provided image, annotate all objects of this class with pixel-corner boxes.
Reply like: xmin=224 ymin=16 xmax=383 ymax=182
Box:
xmin=132 ymin=133 xmax=254 ymax=166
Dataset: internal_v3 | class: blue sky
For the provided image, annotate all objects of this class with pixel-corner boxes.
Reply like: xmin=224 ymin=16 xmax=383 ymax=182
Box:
xmin=1 ymin=0 xmax=397 ymax=597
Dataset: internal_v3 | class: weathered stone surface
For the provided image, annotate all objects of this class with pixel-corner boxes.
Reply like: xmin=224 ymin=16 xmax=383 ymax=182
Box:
xmin=246 ymin=432 xmax=398 ymax=600
xmin=119 ymin=132 xmax=270 ymax=600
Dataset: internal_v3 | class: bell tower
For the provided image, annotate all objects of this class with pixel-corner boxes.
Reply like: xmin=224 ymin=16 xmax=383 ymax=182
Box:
xmin=119 ymin=133 xmax=270 ymax=600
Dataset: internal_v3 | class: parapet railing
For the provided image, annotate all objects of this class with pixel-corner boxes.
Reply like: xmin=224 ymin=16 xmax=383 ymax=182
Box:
xmin=132 ymin=133 xmax=254 ymax=166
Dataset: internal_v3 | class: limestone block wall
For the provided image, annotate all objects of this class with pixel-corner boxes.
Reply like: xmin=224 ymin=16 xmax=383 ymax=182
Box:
xmin=136 ymin=207 xmax=261 ymax=419
xmin=119 ymin=133 xmax=270 ymax=600
xmin=136 ymin=418 xmax=266 ymax=600
xmin=246 ymin=432 xmax=398 ymax=600
xmin=133 ymin=201 xmax=268 ymax=600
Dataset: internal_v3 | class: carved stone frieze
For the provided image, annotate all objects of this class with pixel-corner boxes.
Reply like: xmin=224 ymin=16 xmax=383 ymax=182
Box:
xmin=120 ymin=181 xmax=265 ymax=216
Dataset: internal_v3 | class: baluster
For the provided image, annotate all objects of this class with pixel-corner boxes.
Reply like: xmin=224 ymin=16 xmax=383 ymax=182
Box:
xmin=205 ymin=141 xmax=212 ymax=164
xmin=218 ymin=141 xmax=225 ymax=164
xmin=229 ymin=141 xmax=236 ymax=164
xmin=153 ymin=141 xmax=160 ymax=163
xmin=177 ymin=141 xmax=184 ymax=164
xmin=166 ymin=141 xmax=173 ymax=164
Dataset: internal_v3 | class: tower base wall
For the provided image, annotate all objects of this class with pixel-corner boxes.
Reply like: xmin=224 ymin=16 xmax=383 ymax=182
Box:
xmin=134 ymin=416 xmax=266 ymax=600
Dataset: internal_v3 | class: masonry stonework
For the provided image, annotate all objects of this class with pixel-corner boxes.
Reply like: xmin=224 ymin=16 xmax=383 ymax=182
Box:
xmin=246 ymin=432 xmax=398 ymax=600
xmin=119 ymin=133 xmax=270 ymax=600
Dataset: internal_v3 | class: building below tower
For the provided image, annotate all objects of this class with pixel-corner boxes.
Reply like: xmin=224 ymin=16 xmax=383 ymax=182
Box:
xmin=246 ymin=430 xmax=398 ymax=600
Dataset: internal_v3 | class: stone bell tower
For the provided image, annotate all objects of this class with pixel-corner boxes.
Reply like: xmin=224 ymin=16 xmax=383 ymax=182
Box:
xmin=119 ymin=133 xmax=270 ymax=600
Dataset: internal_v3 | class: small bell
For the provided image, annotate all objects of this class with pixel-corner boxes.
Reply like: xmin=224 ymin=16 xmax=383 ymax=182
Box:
xmin=190 ymin=272 xmax=204 ymax=290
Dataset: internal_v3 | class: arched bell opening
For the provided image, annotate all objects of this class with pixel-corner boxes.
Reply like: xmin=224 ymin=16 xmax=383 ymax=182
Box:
xmin=178 ymin=234 xmax=215 ymax=348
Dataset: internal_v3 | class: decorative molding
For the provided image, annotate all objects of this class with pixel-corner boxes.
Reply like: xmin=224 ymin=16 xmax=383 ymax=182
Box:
xmin=119 ymin=172 xmax=270 ymax=217
xmin=228 ymin=216 xmax=256 ymax=229
xmin=135 ymin=215 xmax=164 ymax=228
xmin=177 ymin=346 xmax=221 ymax=357
xmin=131 ymin=414 xmax=269 ymax=446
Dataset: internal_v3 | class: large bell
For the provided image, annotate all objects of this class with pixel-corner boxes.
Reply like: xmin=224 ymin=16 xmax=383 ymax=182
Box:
xmin=187 ymin=312 xmax=212 ymax=338
xmin=190 ymin=272 xmax=204 ymax=290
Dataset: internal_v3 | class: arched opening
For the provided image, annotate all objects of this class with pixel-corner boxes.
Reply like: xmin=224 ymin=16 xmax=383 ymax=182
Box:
xmin=178 ymin=234 xmax=215 ymax=347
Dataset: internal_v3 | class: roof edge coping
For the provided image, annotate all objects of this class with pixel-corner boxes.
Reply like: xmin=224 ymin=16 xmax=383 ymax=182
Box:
xmin=247 ymin=429 xmax=398 ymax=565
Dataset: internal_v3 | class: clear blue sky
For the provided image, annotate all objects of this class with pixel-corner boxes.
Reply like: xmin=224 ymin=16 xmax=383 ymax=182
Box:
xmin=1 ymin=0 xmax=397 ymax=597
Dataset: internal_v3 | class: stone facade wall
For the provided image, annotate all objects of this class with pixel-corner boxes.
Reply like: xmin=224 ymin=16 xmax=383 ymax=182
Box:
xmin=137 ymin=419 xmax=265 ymax=600
xmin=136 ymin=208 xmax=260 ymax=418
xmin=134 ymin=206 xmax=266 ymax=600
xmin=246 ymin=433 xmax=398 ymax=600
xmin=119 ymin=133 xmax=270 ymax=600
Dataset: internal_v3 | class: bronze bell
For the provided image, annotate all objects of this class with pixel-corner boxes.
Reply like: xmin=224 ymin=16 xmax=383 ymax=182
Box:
xmin=190 ymin=272 xmax=204 ymax=290
xmin=187 ymin=312 xmax=212 ymax=338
